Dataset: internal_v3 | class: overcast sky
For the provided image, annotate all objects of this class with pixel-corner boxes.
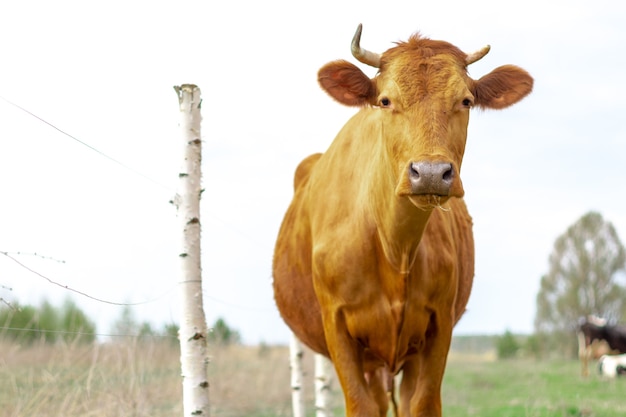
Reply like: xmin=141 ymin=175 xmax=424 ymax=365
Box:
xmin=0 ymin=0 xmax=624 ymax=345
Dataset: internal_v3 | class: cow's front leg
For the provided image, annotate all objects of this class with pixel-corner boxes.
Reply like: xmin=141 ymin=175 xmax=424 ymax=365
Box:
xmin=577 ymin=331 xmax=591 ymax=377
xmin=399 ymin=313 xmax=453 ymax=417
xmin=322 ymin=310 xmax=384 ymax=417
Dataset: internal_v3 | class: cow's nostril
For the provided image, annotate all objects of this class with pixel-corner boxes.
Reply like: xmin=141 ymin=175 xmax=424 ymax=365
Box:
xmin=409 ymin=162 xmax=420 ymax=178
xmin=442 ymin=167 xmax=453 ymax=183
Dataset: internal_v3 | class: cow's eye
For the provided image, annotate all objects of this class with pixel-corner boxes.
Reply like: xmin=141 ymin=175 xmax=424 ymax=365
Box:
xmin=380 ymin=97 xmax=391 ymax=108
xmin=461 ymin=97 xmax=474 ymax=108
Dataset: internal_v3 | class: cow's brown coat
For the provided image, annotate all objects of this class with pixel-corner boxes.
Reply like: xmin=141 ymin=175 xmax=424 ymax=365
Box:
xmin=273 ymin=27 xmax=533 ymax=417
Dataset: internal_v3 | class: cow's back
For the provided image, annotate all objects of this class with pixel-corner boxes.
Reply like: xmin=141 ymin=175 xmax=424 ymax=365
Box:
xmin=273 ymin=152 xmax=329 ymax=355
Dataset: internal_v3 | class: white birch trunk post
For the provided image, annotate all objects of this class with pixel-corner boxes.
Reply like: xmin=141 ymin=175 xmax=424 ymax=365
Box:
xmin=290 ymin=333 xmax=305 ymax=417
xmin=173 ymin=84 xmax=210 ymax=417
xmin=314 ymin=353 xmax=333 ymax=417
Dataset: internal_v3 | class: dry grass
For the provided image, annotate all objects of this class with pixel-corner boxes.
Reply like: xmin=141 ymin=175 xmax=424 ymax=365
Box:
xmin=446 ymin=349 xmax=497 ymax=363
xmin=0 ymin=339 xmax=335 ymax=417
xmin=6 ymin=339 xmax=624 ymax=417
xmin=211 ymin=343 xmax=343 ymax=416
xmin=0 ymin=339 xmax=181 ymax=417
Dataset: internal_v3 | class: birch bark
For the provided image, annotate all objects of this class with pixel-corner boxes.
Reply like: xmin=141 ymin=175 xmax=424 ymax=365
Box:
xmin=314 ymin=353 xmax=333 ymax=417
xmin=173 ymin=84 xmax=210 ymax=416
xmin=290 ymin=333 xmax=305 ymax=417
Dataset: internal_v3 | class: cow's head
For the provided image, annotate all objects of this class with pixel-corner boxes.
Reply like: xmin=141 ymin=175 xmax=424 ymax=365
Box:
xmin=318 ymin=24 xmax=533 ymax=207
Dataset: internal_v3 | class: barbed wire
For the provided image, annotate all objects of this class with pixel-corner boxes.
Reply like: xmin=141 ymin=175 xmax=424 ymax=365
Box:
xmin=0 ymin=251 xmax=277 ymax=314
xmin=0 ymin=326 xmax=178 ymax=339
xmin=0 ymin=95 xmax=278 ymax=317
xmin=1 ymin=251 xmax=66 ymax=263
xmin=0 ymin=93 xmax=267 ymax=250
xmin=0 ymin=94 xmax=173 ymax=192
xmin=0 ymin=251 xmax=176 ymax=306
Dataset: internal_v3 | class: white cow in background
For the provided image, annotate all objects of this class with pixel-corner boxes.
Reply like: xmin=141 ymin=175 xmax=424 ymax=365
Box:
xmin=598 ymin=354 xmax=626 ymax=378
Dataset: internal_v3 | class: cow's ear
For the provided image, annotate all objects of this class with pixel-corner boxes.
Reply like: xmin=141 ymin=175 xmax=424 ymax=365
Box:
xmin=318 ymin=60 xmax=376 ymax=107
xmin=473 ymin=65 xmax=533 ymax=110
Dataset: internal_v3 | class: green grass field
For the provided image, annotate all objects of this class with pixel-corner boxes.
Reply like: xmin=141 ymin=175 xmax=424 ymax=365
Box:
xmin=442 ymin=357 xmax=626 ymax=417
xmin=1 ymin=340 xmax=624 ymax=417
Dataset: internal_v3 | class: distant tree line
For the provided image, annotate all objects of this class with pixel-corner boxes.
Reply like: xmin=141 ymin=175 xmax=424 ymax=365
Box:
xmin=0 ymin=298 xmax=240 ymax=346
xmin=0 ymin=298 xmax=96 ymax=344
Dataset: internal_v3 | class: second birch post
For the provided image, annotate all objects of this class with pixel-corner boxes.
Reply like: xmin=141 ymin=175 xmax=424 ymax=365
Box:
xmin=314 ymin=353 xmax=333 ymax=417
xmin=173 ymin=84 xmax=210 ymax=417
xmin=290 ymin=333 xmax=305 ymax=417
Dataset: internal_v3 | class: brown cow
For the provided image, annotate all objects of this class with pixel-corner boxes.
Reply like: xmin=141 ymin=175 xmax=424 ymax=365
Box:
xmin=273 ymin=25 xmax=533 ymax=417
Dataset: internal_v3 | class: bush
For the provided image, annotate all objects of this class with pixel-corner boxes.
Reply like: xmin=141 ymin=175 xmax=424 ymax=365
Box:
xmin=523 ymin=333 xmax=543 ymax=359
xmin=208 ymin=317 xmax=241 ymax=345
xmin=497 ymin=329 xmax=520 ymax=359
xmin=0 ymin=298 xmax=95 ymax=344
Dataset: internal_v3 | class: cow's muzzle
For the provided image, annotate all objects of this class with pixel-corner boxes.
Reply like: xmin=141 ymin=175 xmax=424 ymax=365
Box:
xmin=408 ymin=161 xmax=454 ymax=196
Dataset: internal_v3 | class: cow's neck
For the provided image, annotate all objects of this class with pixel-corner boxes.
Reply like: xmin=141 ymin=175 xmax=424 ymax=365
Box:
xmin=362 ymin=117 xmax=436 ymax=274
xmin=364 ymin=128 xmax=434 ymax=274
xmin=371 ymin=192 xmax=433 ymax=275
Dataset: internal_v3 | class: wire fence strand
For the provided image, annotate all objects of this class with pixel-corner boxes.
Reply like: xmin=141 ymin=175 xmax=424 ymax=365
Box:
xmin=0 ymin=94 xmax=173 ymax=191
xmin=0 ymin=326 xmax=179 ymax=340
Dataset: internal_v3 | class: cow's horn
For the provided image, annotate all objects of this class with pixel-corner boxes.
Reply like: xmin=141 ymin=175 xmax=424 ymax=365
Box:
xmin=465 ymin=45 xmax=491 ymax=65
xmin=351 ymin=24 xmax=381 ymax=68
